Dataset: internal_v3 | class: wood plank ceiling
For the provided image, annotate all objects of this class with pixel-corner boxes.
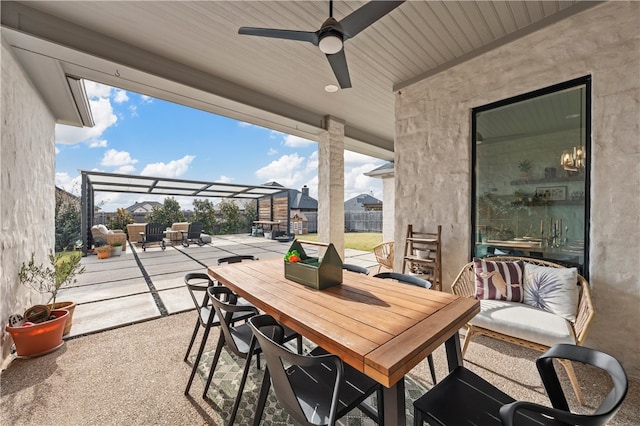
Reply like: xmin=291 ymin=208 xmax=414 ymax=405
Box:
xmin=1 ymin=1 xmax=596 ymax=159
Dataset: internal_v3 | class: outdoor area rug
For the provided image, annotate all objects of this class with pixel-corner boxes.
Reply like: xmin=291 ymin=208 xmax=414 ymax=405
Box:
xmin=193 ymin=343 xmax=429 ymax=425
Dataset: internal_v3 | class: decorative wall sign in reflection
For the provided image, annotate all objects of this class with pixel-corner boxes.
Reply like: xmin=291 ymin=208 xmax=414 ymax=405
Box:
xmin=535 ymin=186 xmax=567 ymax=201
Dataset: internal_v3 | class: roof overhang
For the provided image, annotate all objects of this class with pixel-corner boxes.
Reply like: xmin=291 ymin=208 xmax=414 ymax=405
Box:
xmin=365 ymin=162 xmax=394 ymax=179
xmin=82 ymin=171 xmax=289 ymax=200
xmin=2 ymin=27 xmax=93 ymax=127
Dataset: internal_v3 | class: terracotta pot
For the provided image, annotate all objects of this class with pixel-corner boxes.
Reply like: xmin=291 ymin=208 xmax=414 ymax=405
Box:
xmin=97 ymin=249 xmax=110 ymax=259
xmin=5 ymin=309 xmax=69 ymax=357
xmin=48 ymin=301 xmax=76 ymax=335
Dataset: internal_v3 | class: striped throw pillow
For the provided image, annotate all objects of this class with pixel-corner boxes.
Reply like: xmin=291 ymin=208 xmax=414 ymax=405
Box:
xmin=474 ymin=258 xmax=525 ymax=302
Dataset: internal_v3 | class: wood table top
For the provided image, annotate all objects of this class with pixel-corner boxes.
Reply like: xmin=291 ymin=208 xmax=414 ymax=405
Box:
xmin=208 ymin=258 xmax=479 ymax=387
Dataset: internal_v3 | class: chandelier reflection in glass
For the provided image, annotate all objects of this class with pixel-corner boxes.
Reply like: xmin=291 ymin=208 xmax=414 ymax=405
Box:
xmin=561 ymin=146 xmax=585 ymax=172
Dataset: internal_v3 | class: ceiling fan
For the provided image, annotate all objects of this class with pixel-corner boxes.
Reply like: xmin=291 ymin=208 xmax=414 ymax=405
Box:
xmin=238 ymin=0 xmax=405 ymax=89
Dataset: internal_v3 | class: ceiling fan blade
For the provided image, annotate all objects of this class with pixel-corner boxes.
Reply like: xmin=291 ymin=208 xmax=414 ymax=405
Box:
xmin=326 ymin=49 xmax=351 ymax=89
xmin=339 ymin=1 xmax=405 ymax=40
xmin=238 ymin=27 xmax=319 ymax=45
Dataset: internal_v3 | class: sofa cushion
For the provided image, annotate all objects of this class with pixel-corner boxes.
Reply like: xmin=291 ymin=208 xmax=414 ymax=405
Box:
xmin=474 ymin=258 xmax=524 ymax=302
xmin=469 ymin=299 xmax=576 ymax=347
xmin=171 ymin=222 xmax=190 ymax=232
xmin=523 ymin=264 xmax=580 ymax=322
xmin=96 ymin=224 xmax=109 ymax=234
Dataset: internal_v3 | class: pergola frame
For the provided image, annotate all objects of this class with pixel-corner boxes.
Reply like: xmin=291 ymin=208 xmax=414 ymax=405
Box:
xmin=80 ymin=170 xmax=290 ymax=254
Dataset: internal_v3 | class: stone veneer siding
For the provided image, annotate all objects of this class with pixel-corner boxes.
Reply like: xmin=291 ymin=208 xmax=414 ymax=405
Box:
xmin=1 ymin=36 xmax=56 ymax=366
xmin=318 ymin=116 xmax=345 ymax=258
xmin=394 ymin=1 xmax=639 ymax=377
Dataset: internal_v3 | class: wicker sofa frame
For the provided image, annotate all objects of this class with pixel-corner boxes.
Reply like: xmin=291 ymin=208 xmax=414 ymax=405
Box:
xmin=91 ymin=225 xmax=127 ymax=251
xmin=451 ymin=256 xmax=594 ymax=404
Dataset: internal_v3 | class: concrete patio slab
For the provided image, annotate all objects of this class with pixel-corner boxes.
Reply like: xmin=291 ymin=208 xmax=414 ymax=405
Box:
xmin=158 ymin=287 xmax=193 ymax=314
xmin=152 ymin=274 xmax=187 ymax=291
xmin=61 ymin=234 xmax=378 ymax=338
xmin=58 ymin=278 xmax=149 ymax=304
xmin=74 ymin=265 xmax=143 ymax=286
xmin=68 ymin=293 xmax=160 ymax=337
xmin=143 ymin=260 xmax=203 ymax=276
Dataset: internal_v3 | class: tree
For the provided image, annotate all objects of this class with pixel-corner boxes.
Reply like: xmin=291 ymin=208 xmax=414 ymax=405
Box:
xmin=108 ymin=208 xmax=134 ymax=236
xmin=55 ymin=189 xmax=81 ymax=252
xmin=218 ymin=199 xmax=244 ymax=234
xmin=145 ymin=197 xmax=186 ymax=228
xmin=192 ymin=199 xmax=218 ymax=234
xmin=242 ymin=200 xmax=257 ymax=231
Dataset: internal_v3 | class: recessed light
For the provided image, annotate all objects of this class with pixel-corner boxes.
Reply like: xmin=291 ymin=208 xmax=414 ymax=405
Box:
xmin=324 ymin=85 xmax=339 ymax=93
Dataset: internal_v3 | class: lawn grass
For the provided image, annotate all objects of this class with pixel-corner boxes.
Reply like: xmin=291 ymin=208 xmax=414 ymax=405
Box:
xmin=55 ymin=251 xmax=82 ymax=262
xmin=299 ymin=233 xmax=382 ymax=252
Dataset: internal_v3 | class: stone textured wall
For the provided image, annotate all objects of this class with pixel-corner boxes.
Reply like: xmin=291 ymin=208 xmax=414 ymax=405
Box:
xmin=1 ymin=36 xmax=56 ymax=366
xmin=394 ymin=2 xmax=640 ymax=376
xmin=382 ymin=176 xmax=394 ymax=242
xmin=318 ymin=116 xmax=345 ymax=258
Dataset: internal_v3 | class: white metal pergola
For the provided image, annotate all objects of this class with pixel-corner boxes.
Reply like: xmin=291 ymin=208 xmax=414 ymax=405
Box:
xmin=80 ymin=170 xmax=290 ymax=254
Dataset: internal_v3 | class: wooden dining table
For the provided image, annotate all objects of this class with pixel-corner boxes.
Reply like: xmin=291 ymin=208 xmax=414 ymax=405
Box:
xmin=208 ymin=258 xmax=479 ymax=424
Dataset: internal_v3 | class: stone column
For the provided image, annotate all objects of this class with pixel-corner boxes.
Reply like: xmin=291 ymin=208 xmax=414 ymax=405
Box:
xmin=318 ymin=116 xmax=345 ymax=259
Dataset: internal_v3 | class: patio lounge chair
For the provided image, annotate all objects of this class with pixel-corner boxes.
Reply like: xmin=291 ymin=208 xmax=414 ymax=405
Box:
xmin=141 ymin=222 xmax=165 ymax=251
xmin=181 ymin=221 xmax=205 ymax=247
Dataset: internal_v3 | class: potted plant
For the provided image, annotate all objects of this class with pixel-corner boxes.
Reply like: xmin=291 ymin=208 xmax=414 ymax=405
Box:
xmin=17 ymin=251 xmax=84 ymax=335
xmin=518 ymin=160 xmax=533 ymax=178
xmin=110 ymin=241 xmax=123 ymax=256
xmin=95 ymin=245 xmax=111 ymax=259
xmin=6 ymin=251 xmax=85 ymax=356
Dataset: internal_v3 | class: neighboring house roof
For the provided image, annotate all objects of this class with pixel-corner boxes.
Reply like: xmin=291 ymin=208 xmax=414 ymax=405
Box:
xmin=55 ymin=186 xmax=79 ymax=200
xmin=290 ymin=187 xmax=317 ymax=210
xmin=345 ymin=194 xmax=383 ymax=211
xmin=364 ymin=162 xmax=394 ymax=178
xmin=263 ymin=182 xmax=318 ymax=211
xmin=125 ymin=201 xmax=162 ymax=214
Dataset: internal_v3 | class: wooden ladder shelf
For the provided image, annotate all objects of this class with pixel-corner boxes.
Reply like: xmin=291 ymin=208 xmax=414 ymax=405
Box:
xmin=402 ymin=224 xmax=442 ymax=291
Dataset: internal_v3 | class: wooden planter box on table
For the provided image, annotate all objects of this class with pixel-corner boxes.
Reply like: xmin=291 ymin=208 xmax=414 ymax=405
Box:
xmin=284 ymin=240 xmax=342 ymax=290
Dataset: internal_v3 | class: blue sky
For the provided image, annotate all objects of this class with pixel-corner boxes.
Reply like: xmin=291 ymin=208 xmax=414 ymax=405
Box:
xmin=55 ymin=81 xmax=385 ymax=212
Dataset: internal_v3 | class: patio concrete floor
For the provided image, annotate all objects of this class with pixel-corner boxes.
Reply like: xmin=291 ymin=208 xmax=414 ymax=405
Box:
xmin=60 ymin=233 xmax=379 ymax=338
xmin=4 ymin=234 xmax=639 ymax=425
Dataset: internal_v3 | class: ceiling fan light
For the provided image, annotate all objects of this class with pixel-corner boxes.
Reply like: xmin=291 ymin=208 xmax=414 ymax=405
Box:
xmin=319 ymin=34 xmax=343 ymax=54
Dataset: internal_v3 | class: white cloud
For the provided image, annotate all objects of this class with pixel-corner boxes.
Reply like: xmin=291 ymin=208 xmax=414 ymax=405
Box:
xmin=270 ymin=130 xmax=283 ymax=139
xmin=84 ymin=81 xmax=112 ymax=99
xmin=140 ymin=95 xmax=153 ymax=104
xmin=218 ymin=175 xmax=233 ymax=183
xmin=114 ymin=89 xmax=129 ymax=103
xmin=283 ymin=135 xmax=314 ymax=147
xmin=55 ymin=96 xmax=117 ymax=145
xmin=255 ymin=153 xmax=307 ymax=187
xmin=129 ymin=105 xmax=138 ymax=117
xmin=55 ymin=172 xmax=82 ymax=195
xmin=307 ymin=150 xmax=318 ymax=170
xmin=141 ymin=155 xmax=195 ymax=178
xmin=89 ymin=139 xmax=108 ymax=148
xmin=268 ymin=148 xmax=278 ymax=156
xmin=343 ymin=151 xmax=385 ymax=200
xmin=101 ymin=149 xmax=138 ymax=167
xmin=114 ymin=165 xmax=136 ymax=174
xmin=253 ymin=149 xmax=383 ymax=200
